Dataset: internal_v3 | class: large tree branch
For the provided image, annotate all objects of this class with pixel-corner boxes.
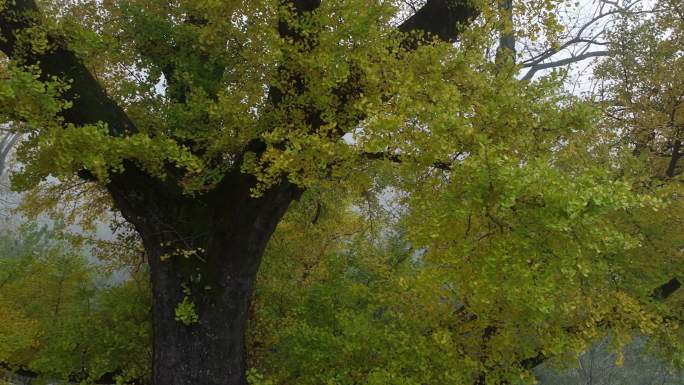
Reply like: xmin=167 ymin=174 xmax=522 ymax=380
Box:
xmin=0 ymin=0 xmax=177 ymax=224
xmin=521 ymin=50 xmax=610 ymax=81
xmin=398 ymin=0 xmax=479 ymax=43
xmin=518 ymin=0 xmax=653 ymax=81
xmin=519 ymin=2 xmax=628 ymax=69
xmin=651 ymin=277 xmax=682 ymax=300
xmin=665 ymin=140 xmax=682 ymax=178
xmin=255 ymin=0 xmax=479 ymax=159
xmin=0 ymin=0 xmax=136 ymax=135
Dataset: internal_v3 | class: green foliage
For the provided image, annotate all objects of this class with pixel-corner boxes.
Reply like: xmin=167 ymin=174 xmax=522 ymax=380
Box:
xmin=0 ymin=0 xmax=575 ymax=195
xmin=174 ymin=297 xmax=200 ymax=326
xmin=590 ymin=0 xmax=684 ymax=366
xmin=175 ymin=285 xmax=200 ymax=326
xmin=244 ymin=153 xmax=680 ymax=385
xmin=240 ymin=58 xmax=683 ymax=383
xmin=0 ymin=0 xmax=682 ymax=384
xmin=0 ymin=225 xmax=151 ymax=384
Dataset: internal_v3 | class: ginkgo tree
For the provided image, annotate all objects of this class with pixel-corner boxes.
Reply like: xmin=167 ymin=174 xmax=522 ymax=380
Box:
xmin=0 ymin=0 xmax=681 ymax=384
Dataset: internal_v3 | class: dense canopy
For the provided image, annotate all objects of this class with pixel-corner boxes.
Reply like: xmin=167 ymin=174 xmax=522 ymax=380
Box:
xmin=0 ymin=0 xmax=682 ymax=384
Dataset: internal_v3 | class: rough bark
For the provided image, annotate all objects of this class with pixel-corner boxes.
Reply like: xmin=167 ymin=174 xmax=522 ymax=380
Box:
xmin=107 ymin=167 xmax=301 ymax=385
xmin=495 ymin=0 xmax=516 ymax=65
xmin=398 ymin=0 xmax=479 ymax=43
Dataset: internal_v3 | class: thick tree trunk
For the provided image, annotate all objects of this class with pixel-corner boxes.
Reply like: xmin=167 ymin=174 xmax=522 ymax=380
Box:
xmin=143 ymin=236 xmax=254 ymax=385
xmin=108 ymin=168 xmax=301 ymax=385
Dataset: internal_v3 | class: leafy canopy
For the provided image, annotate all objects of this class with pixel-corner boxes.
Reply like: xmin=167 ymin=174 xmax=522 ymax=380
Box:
xmin=0 ymin=0 xmax=682 ymax=384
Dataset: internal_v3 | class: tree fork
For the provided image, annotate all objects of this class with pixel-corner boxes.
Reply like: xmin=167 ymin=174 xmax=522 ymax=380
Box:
xmin=106 ymin=168 xmax=301 ymax=385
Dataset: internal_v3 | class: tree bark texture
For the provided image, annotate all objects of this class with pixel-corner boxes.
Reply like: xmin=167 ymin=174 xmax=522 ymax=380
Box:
xmin=107 ymin=169 xmax=301 ymax=385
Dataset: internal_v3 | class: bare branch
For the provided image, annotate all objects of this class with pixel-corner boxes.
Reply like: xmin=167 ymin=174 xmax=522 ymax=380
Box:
xmin=521 ymin=10 xmax=615 ymax=67
xmin=517 ymin=0 xmax=647 ymax=80
xmin=521 ymin=50 xmax=611 ymax=81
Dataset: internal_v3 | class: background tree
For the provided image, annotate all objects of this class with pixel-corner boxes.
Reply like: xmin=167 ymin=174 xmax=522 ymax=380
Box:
xmin=535 ymin=337 xmax=684 ymax=385
xmin=0 ymin=224 xmax=150 ymax=384
xmin=594 ymin=0 xmax=683 ymax=180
